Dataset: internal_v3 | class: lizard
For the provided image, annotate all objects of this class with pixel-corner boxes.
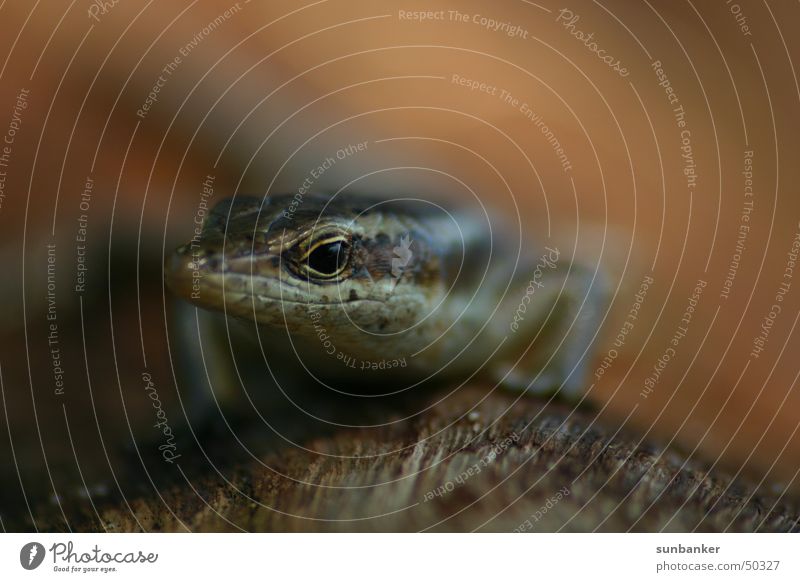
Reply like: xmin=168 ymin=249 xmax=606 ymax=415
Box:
xmin=164 ymin=192 xmax=608 ymax=414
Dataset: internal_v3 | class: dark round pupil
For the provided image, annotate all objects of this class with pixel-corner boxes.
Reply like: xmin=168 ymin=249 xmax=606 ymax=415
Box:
xmin=307 ymin=241 xmax=348 ymax=275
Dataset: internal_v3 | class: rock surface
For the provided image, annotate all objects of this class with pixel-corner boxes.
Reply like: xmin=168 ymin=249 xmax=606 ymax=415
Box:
xmin=67 ymin=386 xmax=799 ymax=532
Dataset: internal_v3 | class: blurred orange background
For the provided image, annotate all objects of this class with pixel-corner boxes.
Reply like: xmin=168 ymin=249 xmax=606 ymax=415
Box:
xmin=0 ymin=0 xmax=798 ymax=522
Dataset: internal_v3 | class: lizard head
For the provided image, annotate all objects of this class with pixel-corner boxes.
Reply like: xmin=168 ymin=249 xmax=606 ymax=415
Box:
xmin=165 ymin=193 xmax=442 ymax=334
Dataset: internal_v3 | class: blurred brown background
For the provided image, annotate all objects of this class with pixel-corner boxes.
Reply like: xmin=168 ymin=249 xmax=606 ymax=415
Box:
xmin=0 ymin=0 xmax=798 ymax=528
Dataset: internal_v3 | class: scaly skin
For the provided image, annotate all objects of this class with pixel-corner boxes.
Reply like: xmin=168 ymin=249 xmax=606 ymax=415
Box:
xmin=165 ymin=193 xmax=607 ymax=397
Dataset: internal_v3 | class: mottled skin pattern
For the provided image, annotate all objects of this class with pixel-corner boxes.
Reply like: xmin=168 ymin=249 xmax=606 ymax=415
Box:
xmin=165 ymin=193 xmax=607 ymax=400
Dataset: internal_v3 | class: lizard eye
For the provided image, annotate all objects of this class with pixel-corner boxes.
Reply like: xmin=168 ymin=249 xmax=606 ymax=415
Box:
xmin=299 ymin=236 xmax=351 ymax=279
